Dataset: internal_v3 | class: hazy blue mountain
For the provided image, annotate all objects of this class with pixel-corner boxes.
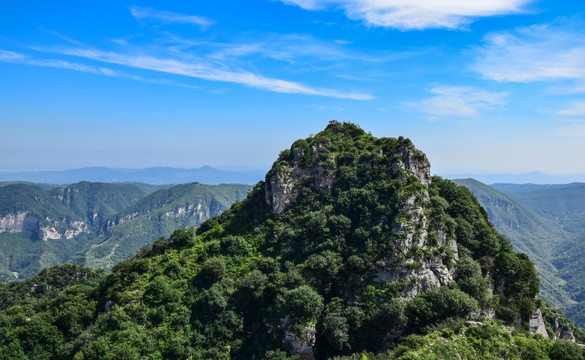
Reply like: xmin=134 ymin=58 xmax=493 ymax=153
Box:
xmin=0 ymin=181 xmax=252 ymax=280
xmin=492 ymin=183 xmax=585 ymax=234
xmin=444 ymin=171 xmax=585 ymax=185
xmin=0 ymin=166 xmax=266 ymax=185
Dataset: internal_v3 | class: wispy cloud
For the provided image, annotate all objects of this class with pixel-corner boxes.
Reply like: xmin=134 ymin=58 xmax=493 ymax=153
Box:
xmin=4 ymin=10 xmax=379 ymax=100
xmin=51 ymin=47 xmax=373 ymax=99
xmin=472 ymin=21 xmax=585 ymax=82
xmin=0 ymin=49 xmax=200 ymax=88
xmin=0 ymin=49 xmax=120 ymax=76
xmin=556 ymin=100 xmax=585 ymax=116
xmin=207 ymin=34 xmax=348 ymax=63
xmin=279 ymin=0 xmax=532 ymax=30
xmin=0 ymin=49 xmax=26 ymax=62
xmin=203 ymin=33 xmax=391 ymax=65
xmin=411 ymin=85 xmax=508 ymax=117
xmin=38 ymin=27 xmax=83 ymax=46
xmin=130 ymin=6 xmax=215 ymax=28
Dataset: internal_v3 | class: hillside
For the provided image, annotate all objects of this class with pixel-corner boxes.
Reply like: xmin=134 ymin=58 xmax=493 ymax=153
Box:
xmin=0 ymin=122 xmax=582 ymax=359
xmin=0 ymin=182 xmax=251 ymax=280
xmin=491 ymin=182 xmax=585 ymax=329
xmin=71 ymin=183 xmax=253 ymax=270
xmin=452 ymin=179 xmax=572 ymax=311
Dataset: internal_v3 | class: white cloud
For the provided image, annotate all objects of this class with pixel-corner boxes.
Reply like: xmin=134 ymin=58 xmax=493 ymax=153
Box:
xmin=413 ymin=85 xmax=508 ymax=117
xmin=472 ymin=22 xmax=585 ymax=82
xmin=0 ymin=49 xmax=200 ymax=88
xmin=0 ymin=49 xmax=26 ymax=61
xmin=56 ymin=48 xmax=373 ymax=99
xmin=205 ymin=34 xmax=369 ymax=64
xmin=279 ymin=0 xmax=531 ymax=30
xmin=0 ymin=49 xmax=118 ymax=75
xmin=130 ymin=6 xmax=215 ymax=28
xmin=556 ymin=100 xmax=585 ymax=116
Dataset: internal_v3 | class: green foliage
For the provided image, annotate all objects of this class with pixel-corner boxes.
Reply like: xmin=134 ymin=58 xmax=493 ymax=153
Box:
xmin=406 ymin=287 xmax=478 ymax=333
xmin=284 ymin=285 xmax=324 ymax=325
xmin=455 ymin=256 xmax=490 ymax=306
xmin=0 ymin=122 xmax=574 ymax=360
xmin=548 ymin=340 xmax=585 ymax=360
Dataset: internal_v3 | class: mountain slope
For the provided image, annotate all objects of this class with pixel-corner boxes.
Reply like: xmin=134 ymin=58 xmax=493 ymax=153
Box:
xmin=0 ymin=183 xmax=91 ymax=280
xmin=490 ymin=182 xmax=585 ymax=329
xmin=0 ymin=182 xmax=251 ymax=280
xmin=493 ymin=183 xmax=585 ymax=236
xmin=71 ymin=182 xmax=253 ymax=270
xmin=452 ymin=179 xmax=572 ymax=311
xmin=49 ymin=181 xmax=157 ymax=228
xmin=2 ymin=122 xmax=581 ymax=359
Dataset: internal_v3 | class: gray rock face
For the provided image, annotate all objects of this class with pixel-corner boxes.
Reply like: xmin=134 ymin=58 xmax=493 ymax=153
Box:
xmin=530 ymin=309 xmax=549 ymax=339
xmin=284 ymin=326 xmax=316 ymax=360
xmin=0 ymin=211 xmax=39 ymax=233
xmin=395 ymin=142 xmax=432 ymax=188
xmin=529 ymin=308 xmax=550 ymax=338
xmin=376 ymin=194 xmax=457 ymax=299
xmin=375 ymin=145 xmax=451 ymax=299
xmin=280 ymin=317 xmax=316 ymax=360
xmin=265 ymin=139 xmax=431 ymax=214
xmin=265 ymin=145 xmax=334 ymax=214
xmin=551 ymin=316 xmax=576 ymax=341
xmin=0 ymin=211 xmax=89 ymax=240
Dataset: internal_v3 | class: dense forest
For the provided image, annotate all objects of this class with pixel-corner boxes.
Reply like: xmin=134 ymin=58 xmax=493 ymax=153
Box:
xmin=0 ymin=122 xmax=583 ymax=359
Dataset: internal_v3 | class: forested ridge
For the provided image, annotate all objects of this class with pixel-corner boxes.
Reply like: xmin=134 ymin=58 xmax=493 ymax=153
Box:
xmin=0 ymin=182 xmax=251 ymax=281
xmin=0 ymin=122 xmax=583 ymax=359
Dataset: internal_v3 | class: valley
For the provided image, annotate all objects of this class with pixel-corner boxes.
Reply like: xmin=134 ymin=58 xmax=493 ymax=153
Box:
xmin=0 ymin=181 xmax=252 ymax=281
xmin=455 ymin=179 xmax=585 ymax=329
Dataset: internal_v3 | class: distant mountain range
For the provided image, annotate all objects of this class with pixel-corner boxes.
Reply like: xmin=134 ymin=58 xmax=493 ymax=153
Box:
xmin=454 ymin=179 xmax=585 ymax=328
xmin=0 ymin=166 xmax=266 ymax=185
xmin=445 ymin=171 xmax=585 ymax=184
xmin=0 ymin=181 xmax=252 ymax=281
xmin=3 ymin=167 xmax=584 ymax=186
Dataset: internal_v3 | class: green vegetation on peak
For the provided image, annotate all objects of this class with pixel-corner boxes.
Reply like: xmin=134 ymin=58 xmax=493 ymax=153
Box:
xmin=0 ymin=122 xmax=581 ymax=359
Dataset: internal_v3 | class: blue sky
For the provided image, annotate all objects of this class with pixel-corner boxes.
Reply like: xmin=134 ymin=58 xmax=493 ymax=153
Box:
xmin=1 ymin=0 xmax=585 ymax=176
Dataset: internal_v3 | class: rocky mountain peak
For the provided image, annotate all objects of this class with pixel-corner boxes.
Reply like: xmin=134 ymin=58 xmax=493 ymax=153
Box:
xmin=265 ymin=121 xmax=431 ymax=214
xmin=2 ymin=122 xmax=575 ymax=360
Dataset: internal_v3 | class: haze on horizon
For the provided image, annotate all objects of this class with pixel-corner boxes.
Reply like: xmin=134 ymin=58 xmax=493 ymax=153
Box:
xmin=1 ymin=0 xmax=585 ymax=176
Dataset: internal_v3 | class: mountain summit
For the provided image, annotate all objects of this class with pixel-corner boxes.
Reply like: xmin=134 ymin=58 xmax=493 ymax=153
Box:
xmin=0 ymin=121 xmax=582 ymax=359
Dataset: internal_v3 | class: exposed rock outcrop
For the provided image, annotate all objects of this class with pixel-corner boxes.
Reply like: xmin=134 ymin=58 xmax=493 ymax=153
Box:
xmin=394 ymin=138 xmax=432 ymax=187
xmin=529 ymin=308 xmax=549 ymax=338
xmin=265 ymin=144 xmax=333 ymax=214
xmin=265 ymin=136 xmax=432 ymax=215
xmin=0 ymin=211 xmax=87 ymax=240
xmin=281 ymin=318 xmax=316 ymax=360
xmin=0 ymin=211 xmax=39 ymax=233
xmin=549 ymin=314 xmax=576 ymax=341
xmin=376 ymin=193 xmax=457 ymax=299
